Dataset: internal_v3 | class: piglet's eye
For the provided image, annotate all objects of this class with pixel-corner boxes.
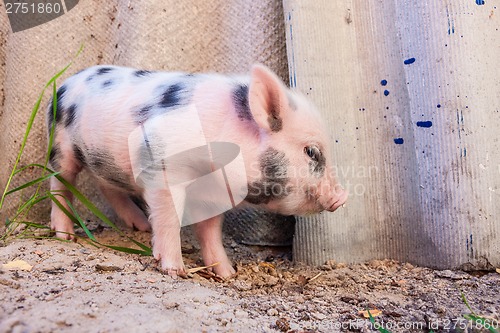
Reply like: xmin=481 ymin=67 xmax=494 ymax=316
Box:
xmin=304 ymin=146 xmax=321 ymax=162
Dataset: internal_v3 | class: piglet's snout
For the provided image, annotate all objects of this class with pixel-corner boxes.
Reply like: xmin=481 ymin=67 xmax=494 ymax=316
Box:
xmin=316 ymin=182 xmax=348 ymax=212
xmin=326 ymin=187 xmax=348 ymax=212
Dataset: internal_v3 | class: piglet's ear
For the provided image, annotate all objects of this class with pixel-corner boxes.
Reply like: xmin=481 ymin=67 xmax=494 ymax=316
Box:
xmin=248 ymin=64 xmax=287 ymax=133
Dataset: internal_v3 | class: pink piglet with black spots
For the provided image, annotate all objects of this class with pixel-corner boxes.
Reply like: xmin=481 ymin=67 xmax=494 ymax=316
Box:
xmin=47 ymin=64 xmax=348 ymax=278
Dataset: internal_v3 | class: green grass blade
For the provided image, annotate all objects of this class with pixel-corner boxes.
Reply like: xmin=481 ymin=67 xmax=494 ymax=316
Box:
xmin=102 ymin=245 xmax=151 ymax=255
xmin=463 ymin=314 xmax=499 ymax=333
xmin=45 ymin=44 xmax=84 ymax=88
xmin=49 ymin=192 xmax=150 ymax=254
xmin=6 ymin=172 xmax=59 ymax=196
xmin=460 ymin=292 xmax=476 ymax=315
xmin=461 ymin=293 xmax=498 ymax=333
xmin=47 ymin=192 xmax=96 ymax=241
xmin=4 ymin=161 xmax=151 ymax=255
xmin=17 ymin=164 xmax=150 ymax=253
xmin=66 ymin=199 xmax=96 ymax=241
xmin=0 ymin=91 xmax=45 ymax=209
xmin=0 ymin=44 xmax=83 ymax=209
xmin=54 ymin=174 xmax=120 ymax=231
xmin=10 ymin=194 xmax=50 ymax=223
xmin=52 ymin=174 xmax=151 ymax=253
xmin=367 ymin=310 xmax=391 ymax=333
xmin=42 ymin=80 xmax=57 ymax=173
xmin=19 ymin=221 xmax=51 ymax=229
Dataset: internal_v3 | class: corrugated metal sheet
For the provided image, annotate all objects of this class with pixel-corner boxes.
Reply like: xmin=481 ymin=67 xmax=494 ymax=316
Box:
xmin=284 ymin=0 xmax=500 ymax=269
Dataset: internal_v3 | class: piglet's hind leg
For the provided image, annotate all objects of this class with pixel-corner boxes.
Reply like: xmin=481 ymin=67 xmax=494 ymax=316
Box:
xmin=49 ymin=172 xmax=77 ymax=240
xmin=99 ymin=185 xmax=151 ymax=232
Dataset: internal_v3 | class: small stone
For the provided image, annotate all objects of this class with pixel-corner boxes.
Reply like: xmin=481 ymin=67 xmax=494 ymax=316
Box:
xmin=368 ymin=260 xmax=384 ymax=269
xmin=234 ymin=310 xmax=248 ymax=319
xmin=95 ymin=264 xmax=122 ymax=272
xmin=435 ymin=306 xmax=446 ymax=315
xmin=311 ymin=312 xmax=326 ymax=320
xmin=265 ymin=276 xmax=279 ymax=287
xmin=267 ymin=308 xmax=278 ymax=316
xmin=294 ymin=296 xmax=305 ymax=304
xmin=79 ymin=248 xmax=90 ymax=255
xmin=435 ymin=270 xmax=466 ymax=280
xmin=232 ymin=280 xmax=252 ymax=291
xmin=325 ymin=259 xmax=337 ymax=269
xmin=163 ymin=302 xmax=180 ymax=310
xmin=404 ymin=262 xmax=415 ymax=270
xmin=266 ymin=267 xmax=278 ymax=277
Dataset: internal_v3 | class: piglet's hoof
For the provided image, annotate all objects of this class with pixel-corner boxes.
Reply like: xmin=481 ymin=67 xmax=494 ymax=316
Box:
xmin=212 ymin=263 xmax=236 ymax=279
xmin=51 ymin=228 xmax=77 ymax=242
xmin=157 ymin=261 xmax=187 ymax=279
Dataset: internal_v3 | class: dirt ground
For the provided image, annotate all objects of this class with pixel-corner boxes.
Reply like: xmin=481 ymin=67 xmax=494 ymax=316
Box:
xmin=1 ymin=224 xmax=499 ymax=333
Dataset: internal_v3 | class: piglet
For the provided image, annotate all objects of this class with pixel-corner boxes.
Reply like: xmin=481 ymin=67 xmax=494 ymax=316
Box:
xmin=47 ymin=64 xmax=348 ymax=278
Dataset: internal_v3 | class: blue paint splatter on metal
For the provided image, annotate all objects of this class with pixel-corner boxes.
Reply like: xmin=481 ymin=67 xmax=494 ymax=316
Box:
xmin=446 ymin=6 xmax=455 ymax=35
xmin=394 ymin=138 xmax=404 ymax=144
xmin=476 ymin=0 xmax=485 ymax=5
xmin=380 ymin=79 xmax=387 ymax=86
xmin=404 ymin=58 xmax=416 ymax=65
xmin=384 ymin=90 xmax=390 ymax=96
xmin=466 ymin=234 xmax=474 ymax=257
xmin=416 ymin=121 xmax=433 ymax=128
xmin=288 ymin=21 xmax=297 ymax=88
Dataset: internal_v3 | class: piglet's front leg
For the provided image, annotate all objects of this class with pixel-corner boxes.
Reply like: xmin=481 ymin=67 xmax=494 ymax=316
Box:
xmin=194 ymin=215 xmax=236 ymax=278
xmin=144 ymin=188 xmax=186 ymax=278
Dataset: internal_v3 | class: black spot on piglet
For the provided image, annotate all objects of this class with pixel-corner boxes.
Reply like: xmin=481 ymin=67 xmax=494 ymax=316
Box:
xmin=96 ymin=67 xmax=114 ymax=75
xmin=136 ymin=105 xmax=154 ymax=124
xmin=86 ymin=67 xmax=114 ymax=82
xmin=47 ymin=85 xmax=67 ymax=131
xmin=232 ymin=84 xmax=253 ymax=121
xmin=245 ymin=148 xmax=291 ymax=205
xmin=102 ymin=80 xmax=114 ymax=88
xmin=159 ymin=83 xmax=184 ymax=109
xmin=65 ymin=104 xmax=77 ymax=127
xmin=55 ymin=85 xmax=66 ymax=123
xmin=134 ymin=70 xmax=152 ymax=77
xmin=49 ymin=143 xmax=61 ymax=171
xmin=87 ymin=150 xmax=134 ymax=192
xmin=73 ymin=145 xmax=86 ymax=167
xmin=268 ymin=110 xmax=282 ymax=132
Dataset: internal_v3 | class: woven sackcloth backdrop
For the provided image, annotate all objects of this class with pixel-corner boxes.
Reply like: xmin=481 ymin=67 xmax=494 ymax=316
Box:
xmin=0 ymin=1 xmax=289 ymax=233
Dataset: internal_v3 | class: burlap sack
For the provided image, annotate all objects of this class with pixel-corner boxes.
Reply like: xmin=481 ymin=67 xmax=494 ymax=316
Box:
xmin=0 ymin=1 xmax=290 ymax=238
